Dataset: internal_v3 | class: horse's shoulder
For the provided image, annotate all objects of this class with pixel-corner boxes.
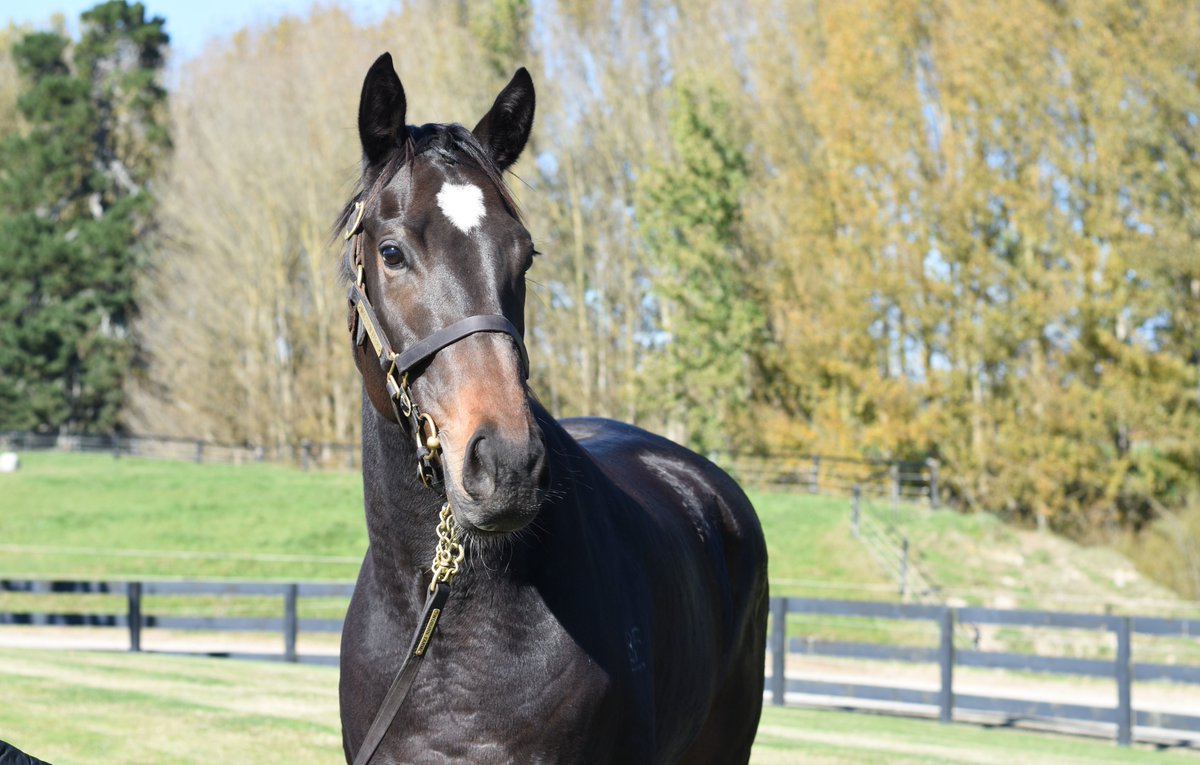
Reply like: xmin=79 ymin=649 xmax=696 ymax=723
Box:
xmin=556 ymin=416 xmax=749 ymax=512
xmin=558 ymin=416 xmax=655 ymax=450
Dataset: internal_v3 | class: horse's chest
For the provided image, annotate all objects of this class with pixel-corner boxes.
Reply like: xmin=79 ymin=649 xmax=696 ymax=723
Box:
xmin=348 ymin=601 xmax=652 ymax=764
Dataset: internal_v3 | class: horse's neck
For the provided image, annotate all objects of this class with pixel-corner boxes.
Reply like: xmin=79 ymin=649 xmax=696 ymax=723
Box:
xmin=359 ymin=398 xmax=446 ymax=583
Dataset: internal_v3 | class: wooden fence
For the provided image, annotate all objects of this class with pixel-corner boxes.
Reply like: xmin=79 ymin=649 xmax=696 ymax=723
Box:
xmin=768 ymin=597 xmax=1200 ymax=746
xmin=3 ymin=579 xmax=1199 ymax=745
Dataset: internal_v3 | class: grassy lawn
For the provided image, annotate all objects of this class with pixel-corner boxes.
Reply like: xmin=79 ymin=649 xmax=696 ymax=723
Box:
xmin=3 ymin=452 xmax=1195 ymax=658
xmin=0 ymin=452 xmax=366 ymax=580
xmin=0 ymin=452 xmax=887 ymax=590
xmin=1 ymin=647 xmax=1192 ymax=765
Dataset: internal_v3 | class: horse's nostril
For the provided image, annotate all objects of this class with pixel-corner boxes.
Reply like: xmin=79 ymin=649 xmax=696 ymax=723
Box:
xmin=529 ymin=439 xmax=549 ymax=494
xmin=462 ymin=431 xmax=497 ymax=501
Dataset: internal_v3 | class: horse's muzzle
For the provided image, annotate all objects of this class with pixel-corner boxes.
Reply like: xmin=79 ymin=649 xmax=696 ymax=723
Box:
xmin=454 ymin=423 xmax=549 ymax=533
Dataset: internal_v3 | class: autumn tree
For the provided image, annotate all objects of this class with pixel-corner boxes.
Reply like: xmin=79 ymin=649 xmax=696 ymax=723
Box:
xmin=738 ymin=0 xmax=1200 ymax=531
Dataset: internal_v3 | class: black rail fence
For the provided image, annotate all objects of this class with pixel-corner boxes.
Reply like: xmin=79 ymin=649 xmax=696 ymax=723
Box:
xmin=3 ymin=579 xmax=1199 ymax=746
xmin=1 ymin=431 xmax=941 ymax=502
xmin=0 ymin=578 xmax=352 ymax=666
xmin=768 ymin=597 xmax=1200 ymax=747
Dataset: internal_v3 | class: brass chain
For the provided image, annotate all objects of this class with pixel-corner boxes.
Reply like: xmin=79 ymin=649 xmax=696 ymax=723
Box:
xmin=430 ymin=501 xmax=464 ymax=591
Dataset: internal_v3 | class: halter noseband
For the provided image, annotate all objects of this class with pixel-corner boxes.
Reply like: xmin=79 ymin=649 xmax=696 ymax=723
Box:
xmin=343 ymin=199 xmax=529 ymax=486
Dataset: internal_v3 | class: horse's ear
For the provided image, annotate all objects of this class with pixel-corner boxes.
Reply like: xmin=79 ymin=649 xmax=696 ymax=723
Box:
xmin=472 ymin=67 xmax=535 ymax=172
xmin=358 ymin=53 xmax=407 ymax=166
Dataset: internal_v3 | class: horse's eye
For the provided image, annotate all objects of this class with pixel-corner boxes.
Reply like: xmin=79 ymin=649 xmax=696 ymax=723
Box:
xmin=379 ymin=243 xmax=406 ymax=268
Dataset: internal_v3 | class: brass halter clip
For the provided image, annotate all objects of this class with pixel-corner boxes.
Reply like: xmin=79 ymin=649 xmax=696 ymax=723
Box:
xmin=343 ymin=200 xmax=365 ymax=240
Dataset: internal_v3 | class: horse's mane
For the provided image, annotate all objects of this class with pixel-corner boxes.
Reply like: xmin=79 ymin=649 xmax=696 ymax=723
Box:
xmin=333 ymin=124 xmax=521 ymax=282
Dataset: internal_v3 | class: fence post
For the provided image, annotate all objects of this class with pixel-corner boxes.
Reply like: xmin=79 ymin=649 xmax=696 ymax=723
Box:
xmin=927 ymin=458 xmax=940 ymax=509
xmin=1116 ymin=616 xmax=1132 ymax=746
xmin=851 ymin=485 xmax=861 ymax=538
xmin=939 ymin=607 xmax=955 ymax=724
xmin=899 ymin=537 xmax=909 ymax=601
xmin=128 ymin=582 xmax=142 ymax=652
xmin=300 ymin=441 xmax=311 ymax=472
xmin=193 ymin=440 xmax=204 ymax=464
xmin=770 ymin=597 xmax=787 ymax=706
xmin=284 ymin=583 xmax=299 ymax=663
xmin=890 ymin=463 xmax=900 ymax=514
xmin=809 ymin=456 xmax=821 ymax=493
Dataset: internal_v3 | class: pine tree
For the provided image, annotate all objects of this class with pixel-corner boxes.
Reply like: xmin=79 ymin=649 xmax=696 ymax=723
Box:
xmin=0 ymin=2 xmax=168 ymax=433
xmin=636 ymin=80 xmax=766 ymax=454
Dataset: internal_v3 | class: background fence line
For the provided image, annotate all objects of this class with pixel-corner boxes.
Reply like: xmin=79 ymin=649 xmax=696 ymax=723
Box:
xmin=768 ymin=596 xmax=1200 ymax=747
xmin=0 ymin=430 xmax=359 ymax=472
xmin=1 ymin=430 xmax=943 ymax=504
xmin=3 ymin=579 xmax=1199 ymax=746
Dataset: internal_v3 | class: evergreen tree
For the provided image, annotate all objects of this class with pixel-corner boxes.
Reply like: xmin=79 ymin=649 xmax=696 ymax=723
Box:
xmin=636 ymin=80 xmax=766 ymax=454
xmin=0 ymin=2 xmax=168 ymax=433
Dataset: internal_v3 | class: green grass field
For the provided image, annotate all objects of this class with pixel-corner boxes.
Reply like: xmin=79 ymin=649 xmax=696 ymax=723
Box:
xmin=1 ymin=647 xmax=1192 ymax=765
xmin=0 ymin=453 xmax=367 ymax=580
xmin=4 ymin=454 xmax=1200 ymax=761
xmin=3 ymin=452 xmax=1191 ymax=639
xmin=0 ymin=452 xmax=888 ymax=588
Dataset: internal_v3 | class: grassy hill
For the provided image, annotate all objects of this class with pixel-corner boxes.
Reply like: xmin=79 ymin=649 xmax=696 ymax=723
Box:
xmin=0 ymin=452 xmax=1190 ymax=618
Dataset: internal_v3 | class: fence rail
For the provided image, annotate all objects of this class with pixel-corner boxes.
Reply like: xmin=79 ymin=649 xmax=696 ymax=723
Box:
xmin=0 ymin=578 xmax=354 ymax=666
xmin=722 ymin=452 xmax=940 ymax=506
xmin=768 ymin=596 xmax=1200 ymax=746
xmin=3 ymin=580 xmax=1199 ymax=746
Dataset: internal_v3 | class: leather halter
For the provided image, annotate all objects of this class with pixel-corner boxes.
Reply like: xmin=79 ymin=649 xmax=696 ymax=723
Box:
xmin=343 ymin=198 xmax=529 ymax=484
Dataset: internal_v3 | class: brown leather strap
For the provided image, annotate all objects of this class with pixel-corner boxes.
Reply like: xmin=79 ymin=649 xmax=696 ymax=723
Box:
xmin=393 ymin=314 xmax=528 ymax=380
xmin=352 ymin=582 xmax=451 ymax=765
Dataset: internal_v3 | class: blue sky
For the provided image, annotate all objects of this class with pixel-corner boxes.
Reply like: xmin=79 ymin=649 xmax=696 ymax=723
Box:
xmin=4 ymin=0 xmax=392 ymax=63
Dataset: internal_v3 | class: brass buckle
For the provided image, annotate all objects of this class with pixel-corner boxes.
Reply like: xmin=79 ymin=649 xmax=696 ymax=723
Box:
xmin=343 ymin=200 xmax=365 ymax=240
xmin=394 ymin=370 xmax=413 ymax=416
xmin=416 ymin=412 xmax=440 ymax=453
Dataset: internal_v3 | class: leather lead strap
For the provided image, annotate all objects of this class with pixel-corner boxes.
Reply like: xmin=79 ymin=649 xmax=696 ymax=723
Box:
xmin=352 ymin=582 xmax=452 ymax=765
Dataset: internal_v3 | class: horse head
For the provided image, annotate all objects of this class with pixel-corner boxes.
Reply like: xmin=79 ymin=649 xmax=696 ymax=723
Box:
xmin=341 ymin=53 xmax=547 ymax=535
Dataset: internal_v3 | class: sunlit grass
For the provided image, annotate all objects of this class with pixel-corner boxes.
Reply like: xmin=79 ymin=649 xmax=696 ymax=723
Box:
xmin=1 ymin=648 xmax=1190 ymax=765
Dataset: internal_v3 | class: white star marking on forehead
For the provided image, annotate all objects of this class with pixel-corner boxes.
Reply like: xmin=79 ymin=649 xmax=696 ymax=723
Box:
xmin=435 ymin=182 xmax=486 ymax=233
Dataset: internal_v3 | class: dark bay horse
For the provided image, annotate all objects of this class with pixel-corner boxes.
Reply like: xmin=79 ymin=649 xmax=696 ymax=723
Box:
xmin=337 ymin=53 xmax=768 ymax=765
